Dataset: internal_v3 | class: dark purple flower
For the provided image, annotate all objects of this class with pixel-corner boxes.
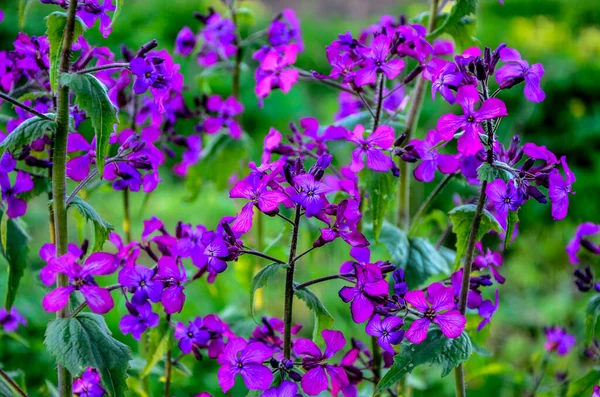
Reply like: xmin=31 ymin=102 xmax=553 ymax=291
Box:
xmin=217 ymin=337 xmax=273 ymax=392
xmin=78 ymin=0 xmax=116 ymax=38
xmin=315 ymin=199 xmax=368 ymax=248
xmin=348 ymin=124 xmax=395 ymax=172
xmin=355 ymin=35 xmax=405 ymax=86
xmin=436 ymin=85 xmax=507 ymax=155
xmin=339 ymin=264 xmax=388 ymax=323
xmin=268 ymin=9 xmax=303 ymax=49
xmin=262 ymin=380 xmax=299 ymax=397
xmin=175 ymin=26 xmax=197 ymax=56
xmin=566 ymin=222 xmax=600 ymax=264
xmin=485 ymin=179 xmax=522 ymax=229
xmin=293 ymin=329 xmax=349 ymax=396
xmin=73 ymin=367 xmax=106 ymax=397
xmin=404 ymin=283 xmax=466 ymax=344
xmin=290 ymin=174 xmax=332 ymax=218
xmin=174 ymin=317 xmax=210 ymax=354
xmin=0 ymin=307 xmax=26 ymax=332
xmin=451 ymin=270 xmax=483 ymax=310
xmin=548 ymin=156 xmax=575 ymax=221
xmin=119 ymin=302 xmax=159 ymax=340
xmin=411 ymin=130 xmax=460 ymax=182
xmin=544 ymin=326 xmax=576 ymax=356
xmin=157 ymin=256 xmax=187 ymax=314
xmin=477 ymin=290 xmax=499 ymax=331
xmin=0 ymin=171 xmax=33 ymax=218
xmin=203 ymin=95 xmax=243 ymax=139
xmin=496 ymin=48 xmax=545 ymax=102
xmin=365 ymin=316 xmax=404 ymax=354
xmin=118 ymin=265 xmax=163 ymax=305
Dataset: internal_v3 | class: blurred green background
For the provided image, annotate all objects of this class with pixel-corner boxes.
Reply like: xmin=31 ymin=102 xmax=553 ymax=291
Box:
xmin=1 ymin=0 xmax=600 ymax=396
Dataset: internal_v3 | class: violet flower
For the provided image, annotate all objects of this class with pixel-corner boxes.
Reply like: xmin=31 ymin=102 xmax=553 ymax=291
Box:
xmin=0 ymin=307 xmax=26 ymax=332
xmin=365 ymin=315 xmax=404 ymax=354
xmin=119 ymin=302 xmax=159 ymax=340
xmin=0 ymin=171 xmax=33 ymax=218
xmin=157 ymin=256 xmax=187 ymax=314
xmin=348 ymin=124 xmax=395 ymax=173
xmin=404 ymin=283 xmax=466 ymax=344
xmin=411 ymin=130 xmax=460 ymax=182
xmin=315 ymin=199 xmax=369 ymax=248
xmin=339 ymin=264 xmax=388 ymax=323
xmin=203 ymin=95 xmax=243 ymax=139
xmin=566 ymin=222 xmax=600 ymax=264
xmin=262 ymin=380 xmax=299 ymax=397
xmin=548 ymin=156 xmax=575 ymax=221
xmin=195 ymin=231 xmax=229 ymax=279
xmin=290 ymin=173 xmax=332 ymax=218
xmin=496 ymin=48 xmax=545 ymax=102
xmin=78 ymin=0 xmax=116 ymax=38
xmin=130 ymin=57 xmax=157 ymax=94
xmin=355 ymin=34 xmax=405 ymax=87
xmin=473 ymin=242 xmax=505 ymax=284
xmin=485 ymin=179 xmax=522 ymax=229
xmin=477 ymin=290 xmax=499 ymax=331
xmin=175 ymin=26 xmax=197 ymax=56
xmin=73 ymin=367 xmax=106 ymax=397
xmin=255 ymin=44 xmax=299 ymax=100
xmin=430 ymin=62 xmax=463 ymax=104
xmin=174 ymin=317 xmax=210 ymax=354
xmin=544 ymin=326 xmax=576 ymax=356
xmin=217 ymin=337 xmax=273 ymax=392
xmin=66 ymin=133 xmax=94 ymax=181
xmin=118 ymin=265 xmax=163 ymax=305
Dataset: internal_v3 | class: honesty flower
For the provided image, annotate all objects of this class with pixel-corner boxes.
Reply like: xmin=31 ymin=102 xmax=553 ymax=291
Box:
xmin=544 ymin=326 xmax=576 ymax=356
xmin=174 ymin=317 xmax=210 ymax=354
xmin=290 ymin=173 xmax=332 ymax=218
xmin=411 ymin=130 xmax=459 ymax=182
xmin=339 ymin=264 xmax=388 ymax=323
xmin=119 ymin=302 xmax=159 ymax=340
xmin=485 ymin=179 xmax=522 ymax=229
xmin=314 ymin=199 xmax=369 ymax=248
xmin=430 ymin=62 xmax=463 ymax=104
xmin=477 ymin=290 xmax=499 ymax=331
xmin=548 ymin=156 xmax=575 ymax=221
xmin=0 ymin=171 xmax=33 ymax=218
xmin=255 ymin=44 xmax=299 ymax=100
xmin=347 ymin=124 xmax=395 ymax=172
xmin=217 ymin=338 xmax=273 ymax=392
xmin=175 ymin=26 xmax=197 ymax=56
xmin=262 ymin=380 xmax=299 ymax=397
xmin=496 ymin=48 xmax=545 ymax=102
xmin=355 ymin=34 xmax=404 ymax=86
xmin=157 ymin=256 xmax=187 ymax=314
xmin=0 ymin=307 xmax=26 ymax=333
xmin=118 ymin=265 xmax=163 ymax=305
xmin=203 ymin=95 xmax=243 ymax=139
xmin=365 ymin=315 xmax=404 ymax=354
xmin=566 ymin=222 xmax=600 ymax=264
xmin=73 ymin=367 xmax=106 ymax=397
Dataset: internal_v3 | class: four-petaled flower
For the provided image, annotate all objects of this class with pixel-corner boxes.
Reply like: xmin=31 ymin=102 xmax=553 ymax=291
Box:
xmin=348 ymin=124 xmax=395 ymax=173
xmin=119 ymin=302 xmax=160 ymax=340
xmin=496 ymin=48 xmax=545 ymax=102
xmin=290 ymin=173 xmax=332 ymax=218
xmin=486 ymin=179 xmax=522 ymax=229
xmin=339 ymin=263 xmax=389 ymax=323
xmin=0 ymin=170 xmax=33 ymax=218
xmin=548 ymin=156 xmax=575 ymax=221
xmin=544 ymin=326 xmax=576 ymax=356
xmin=355 ymin=34 xmax=405 ymax=86
xmin=217 ymin=337 xmax=273 ymax=392
xmin=365 ymin=315 xmax=404 ymax=354
xmin=174 ymin=317 xmax=210 ymax=354
xmin=157 ymin=256 xmax=187 ymax=314
xmin=118 ymin=265 xmax=163 ymax=305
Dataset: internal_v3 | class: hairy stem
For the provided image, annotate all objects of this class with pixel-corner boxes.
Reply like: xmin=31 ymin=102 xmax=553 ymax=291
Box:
xmin=295 ymin=273 xmax=353 ymax=290
xmin=48 ymin=147 xmax=56 ymax=245
xmin=240 ymin=249 xmax=286 ymax=265
xmin=0 ymin=367 xmax=28 ymax=397
xmin=164 ymin=315 xmax=172 ymax=397
xmin=408 ymin=172 xmax=456 ymax=235
xmin=0 ymin=91 xmax=54 ymax=121
xmin=52 ymin=0 xmax=79 ymax=395
xmin=372 ymin=75 xmax=385 ymax=130
xmin=76 ymin=62 xmax=129 ymax=74
xmin=123 ymin=189 xmax=132 ymax=243
xmin=283 ymin=206 xmax=301 ymax=359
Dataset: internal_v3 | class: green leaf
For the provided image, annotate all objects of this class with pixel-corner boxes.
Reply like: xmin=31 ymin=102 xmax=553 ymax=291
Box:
xmin=448 ymin=204 xmax=503 ymax=270
xmin=250 ymin=263 xmax=289 ymax=322
xmin=67 ymin=196 xmax=114 ymax=251
xmin=373 ymin=222 xmax=409 ymax=264
xmin=477 ymin=162 xmax=513 ymax=183
xmin=16 ymin=91 xmax=52 ymax=102
xmin=60 ymin=73 xmax=119 ymax=175
xmin=428 ymin=0 xmax=478 ymax=40
xmin=44 ymin=313 xmax=131 ymax=397
xmin=294 ymin=285 xmax=335 ymax=341
xmin=471 ymin=341 xmax=493 ymax=357
xmin=141 ymin=320 xmax=171 ymax=378
xmin=585 ymin=296 xmax=600 ymax=346
xmin=566 ymin=368 xmax=600 ymax=397
xmin=17 ymin=175 xmax=51 ymax=202
xmin=0 ymin=211 xmax=30 ymax=309
xmin=445 ymin=16 xmax=479 ymax=51
xmin=360 ymin=170 xmax=396 ymax=242
xmin=375 ymin=329 xmax=472 ymax=393
xmin=18 ymin=0 xmax=35 ymax=30
xmin=0 ymin=115 xmax=57 ymax=155
xmin=46 ymin=12 xmax=86 ymax=92
xmin=108 ymin=0 xmax=124 ymax=31
xmin=504 ymin=210 xmax=519 ymax=251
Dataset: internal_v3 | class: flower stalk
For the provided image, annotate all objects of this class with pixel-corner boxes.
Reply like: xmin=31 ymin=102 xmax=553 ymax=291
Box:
xmin=283 ymin=205 xmax=302 ymax=359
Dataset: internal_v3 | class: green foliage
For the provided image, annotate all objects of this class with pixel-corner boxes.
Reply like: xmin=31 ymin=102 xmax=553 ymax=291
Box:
xmin=44 ymin=313 xmax=131 ymax=397
xmin=60 ymin=73 xmax=119 ymax=175
xmin=18 ymin=175 xmax=51 ymax=202
xmin=585 ymin=296 xmax=600 ymax=346
xmin=18 ymin=0 xmax=35 ymax=30
xmin=360 ymin=170 xmax=396 ymax=242
xmin=0 ymin=115 xmax=57 ymax=155
xmin=504 ymin=210 xmax=519 ymax=250
xmin=445 ymin=16 xmax=479 ymax=50
xmin=0 ymin=210 xmax=30 ymax=310
xmin=68 ymin=196 xmax=115 ymax=251
xmin=294 ymin=285 xmax=335 ymax=341
xmin=566 ymin=368 xmax=600 ymax=397
xmin=448 ymin=204 xmax=503 ymax=270
xmin=376 ymin=329 xmax=473 ymax=393
xmin=46 ymin=12 xmax=86 ymax=92
xmin=331 ymin=110 xmax=406 ymax=131
xmin=141 ymin=319 xmax=171 ymax=378
xmin=108 ymin=0 xmax=124 ymax=31
xmin=250 ymin=263 xmax=289 ymax=322
xmin=428 ymin=0 xmax=478 ymax=39
xmin=477 ymin=162 xmax=513 ymax=183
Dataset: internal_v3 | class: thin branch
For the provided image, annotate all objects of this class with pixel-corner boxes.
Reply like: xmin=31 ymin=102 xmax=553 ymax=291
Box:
xmin=295 ymin=273 xmax=354 ymax=290
xmin=409 ymin=172 xmax=456 ymax=235
xmin=276 ymin=212 xmax=294 ymax=226
xmin=292 ymin=246 xmax=316 ymax=264
xmin=0 ymin=91 xmax=54 ymax=121
xmin=240 ymin=249 xmax=286 ymax=265
xmin=296 ymin=69 xmax=360 ymax=97
xmin=69 ymin=284 xmax=122 ymax=318
xmin=76 ymin=62 xmax=130 ymax=74
xmin=0 ymin=367 xmax=28 ymax=397
xmin=65 ymin=157 xmax=129 ymax=205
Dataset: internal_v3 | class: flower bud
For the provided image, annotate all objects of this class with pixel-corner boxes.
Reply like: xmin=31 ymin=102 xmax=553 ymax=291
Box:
xmin=489 ymin=43 xmax=507 ymax=74
xmin=136 ymin=40 xmax=158 ymax=58
xmin=403 ymin=65 xmax=423 ymax=84
xmin=394 ymin=133 xmax=408 ymax=147
xmin=192 ymin=346 xmax=203 ymax=361
xmin=288 ymin=370 xmax=302 ymax=382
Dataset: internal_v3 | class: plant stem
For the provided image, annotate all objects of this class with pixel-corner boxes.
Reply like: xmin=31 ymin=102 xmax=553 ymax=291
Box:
xmin=48 ymin=147 xmax=56 ymax=245
xmin=295 ymin=273 xmax=353 ymax=290
xmin=529 ymin=353 xmax=551 ymax=397
xmin=230 ymin=3 xmax=242 ymax=99
xmin=293 ymin=246 xmax=316 ymax=265
xmin=76 ymin=62 xmax=129 ymax=74
xmin=240 ymin=249 xmax=286 ymax=265
xmin=164 ymin=315 xmax=172 ymax=397
xmin=372 ymin=335 xmax=382 ymax=388
xmin=123 ymin=189 xmax=132 ymax=243
xmin=373 ymin=75 xmax=385 ymax=130
xmin=0 ymin=91 xmax=54 ymax=121
xmin=0 ymin=367 xmax=28 ymax=397
xmin=52 ymin=1 xmax=78 ymax=395
xmin=296 ymin=69 xmax=362 ymax=97
xmin=283 ymin=206 xmax=301 ymax=359
xmin=408 ymin=173 xmax=456 ymax=235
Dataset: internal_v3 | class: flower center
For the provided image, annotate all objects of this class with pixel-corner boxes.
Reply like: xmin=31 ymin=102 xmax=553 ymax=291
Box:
xmin=188 ymin=331 xmax=194 ymax=338
xmin=139 ymin=280 xmax=146 ymax=287
xmin=424 ymin=308 xmax=436 ymax=320
xmin=467 ymin=115 xmax=475 ymax=122
xmin=504 ymin=197 xmax=511 ymax=204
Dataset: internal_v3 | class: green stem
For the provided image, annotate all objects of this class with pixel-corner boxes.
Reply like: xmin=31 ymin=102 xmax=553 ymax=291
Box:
xmin=123 ymin=189 xmax=132 ymax=243
xmin=371 ymin=336 xmax=382 ymax=391
xmin=164 ymin=315 xmax=172 ymax=397
xmin=295 ymin=273 xmax=353 ymax=290
xmin=76 ymin=62 xmax=129 ymax=74
xmin=0 ymin=367 xmax=28 ymax=397
xmin=0 ymin=91 xmax=54 ymax=120
xmin=283 ymin=206 xmax=301 ymax=359
xmin=408 ymin=173 xmax=456 ymax=235
xmin=372 ymin=75 xmax=385 ymax=130
xmin=529 ymin=353 xmax=551 ymax=396
xmin=52 ymin=0 xmax=79 ymax=395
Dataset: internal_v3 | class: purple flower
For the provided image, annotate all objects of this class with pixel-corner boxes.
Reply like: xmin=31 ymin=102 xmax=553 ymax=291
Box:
xmin=436 ymin=85 xmax=508 ymax=155
xmin=195 ymin=231 xmax=229 ymax=279
xmin=262 ymin=380 xmax=299 ymax=397
xmin=473 ymin=243 xmax=505 ymax=284
xmin=477 ymin=290 xmax=499 ymax=331
xmin=485 ymin=179 xmax=522 ymax=229
xmin=78 ymin=0 xmax=116 ymax=38
xmin=130 ymin=57 xmax=157 ymax=94
xmin=450 ymin=270 xmax=483 ymax=310
xmin=365 ymin=316 xmax=404 ymax=354
xmin=566 ymin=222 xmax=600 ymax=264
xmin=119 ymin=302 xmax=159 ymax=340
xmin=118 ymin=265 xmax=163 ymax=305
xmin=175 ymin=26 xmax=197 ymax=56
xmin=430 ymin=62 xmax=463 ymax=104
xmin=217 ymin=337 xmax=273 ymax=392
xmin=293 ymin=329 xmax=349 ymax=396
xmin=301 ymin=117 xmax=347 ymax=155
xmin=496 ymin=48 xmax=545 ymax=102
xmin=290 ymin=174 xmax=332 ymax=218
xmin=73 ymin=367 xmax=106 ymax=397
xmin=339 ymin=264 xmax=389 ymax=323
xmin=41 ymin=252 xmax=116 ymax=314
xmin=176 ymin=223 xmax=207 ymax=265
xmin=66 ymin=133 xmax=94 ymax=181
xmin=0 ymin=171 xmax=33 ymax=218
xmin=268 ymin=9 xmax=303 ymax=49
xmin=174 ymin=317 xmax=210 ymax=354
xmin=157 ymin=256 xmax=187 ymax=314
xmin=315 ymin=199 xmax=369 ymax=248
xmin=593 ymin=385 xmax=600 ymax=397
xmin=548 ymin=156 xmax=575 ymax=221
xmin=0 ymin=307 xmax=26 ymax=332
xmin=411 ymin=130 xmax=460 ymax=182
xmin=544 ymin=326 xmax=576 ymax=356
xmin=348 ymin=124 xmax=395 ymax=173
xmin=255 ymin=44 xmax=299 ymax=100
xmin=203 ymin=95 xmax=243 ymax=139
xmin=355 ymin=35 xmax=405 ymax=87
xmin=404 ymin=283 xmax=466 ymax=344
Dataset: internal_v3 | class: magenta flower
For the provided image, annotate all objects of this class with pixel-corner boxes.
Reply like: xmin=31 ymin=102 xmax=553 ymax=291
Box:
xmin=290 ymin=173 xmax=332 ymax=218
xmin=66 ymin=133 xmax=94 ymax=181
xmin=217 ymin=337 xmax=273 ymax=393
xmin=411 ymin=130 xmax=460 ymax=182
xmin=430 ymin=62 xmax=463 ymax=104
xmin=496 ymin=48 xmax=545 ymax=102
xmin=73 ymin=367 xmax=106 ymax=397
xmin=436 ymin=85 xmax=507 ymax=155
xmin=477 ymin=290 xmax=499 ymax=331
xmin=255 ymin=44 xmax=299 ymax=100
xmin=118 ymin=265 xmax=163 ymax=305
xmin=174 ymin=317 xmax=210 ymax=354
xmin=355 ymin=34 xmax=405 ymax=86
xmin=593 ymin=385 xmax=600 ymax=397
xmin=157 ymin=256 xmax=187 ymax=314
xmin=473 ymin=243 xmax=505 ymax=284
xmin=365 ymin=315 xmax=404 ymax=354
xmin=404 ymin=283 xmax=466 ymax=344
xmin=195 ymin=231 xmax=229 ymax=279
xmin=262 ymin=380 xmax=299 ymax=397
xmin=41 ymin=252 xmax=116 ymax=314
xmin=203 ymin=95 xmax=243 ymax=139
xmin=293 ymin=329 xmax=349 ymax=396
xmin=130 ymin=57 xmax=157 ymax=94
xmin=119 ymin=302 xmax=159 ymax=340
xmin=0 ymin=171 xmax=33 ymax=218
xmin=544 ymin=326 xmax=576 ymax=356
xmin=339 ymin=264 xmax=389 ymax=323
xmin=548 ymin=156 xmax=576 ymax=221
xmin=348 ymin=124 xmax=395 ymax=172
xmin=485 ymin=179 xmax=522 ymax=229
xmin=566 ymin=222 xmax=600 ymax=264
xmin=77 ymin=0 xmax=115 ymax=38
xmin=315 ymin=199 xmax=369 ymax=248
xmin=450 ymin=270 xmax=482 ymax=310
xmin=0 ymin=307 xmax=26 ymax=333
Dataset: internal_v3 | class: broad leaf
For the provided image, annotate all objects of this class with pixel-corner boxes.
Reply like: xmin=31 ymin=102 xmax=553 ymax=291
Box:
xmin=585 ymin=296 xmax=600 ymax=346
xmin=46 ymin=12 xmax=86 ymax=92
xmin=44 ymin=313 xmax=131 ymax=397
xmin=250 ymin=263 xmax=289 ymax=322
xmin=0 ymin=115 xmax=57 ymax=155
xmin=294 ymin=285 xmax=335 ymax=341
xmin=141 ymin=320 xmax=171 ymax=378
xmin=18 ymin=175 xmax=51 ymax=202
xmin=68 ymin=196 xmax=114 ymax=251
xmin=428 ymin=0 xmax=478 ymax=40
xmin=375 ymin=329 xmax=472 ymax=393
xmin=566 ymin=368 xmax=600 ymax=397
xmin=504 ymin=210 xmax=519 ymax=251
xmin=445 ymin=16 xmax=479 ymax=51
xmin=360 ymin=170 xmax=396 ymax=242
xmin=60 ymin=73 xmax=119 ymax=175
xmin=448 ymin=204 xmax=503 ymax=270
xmin=477 ymin=162 xmax=513 ymax=183
xmin=0 ymin=210 xmax=30 ymax=309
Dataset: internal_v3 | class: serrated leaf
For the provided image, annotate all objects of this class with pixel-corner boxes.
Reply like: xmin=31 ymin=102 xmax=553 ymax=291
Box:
xmin=46 ymin=12 xmax=86 ymax=92
xmin=360 ymin=170 xmax=396 ymax=242
xmin=585 ymin=296 xmax=600 ymax=346
xmin=371 ymin=222 xmax=409 ymax=264
xmin=428 ymin=0 xmax=478 ymax=40
xmin=566 ymin=368 xmax=600 ymax=397
xmin=67 ymin=196 xmax=114 ymax=251
xmin=44 ymin=313 xmax=131 ymax=397
xmin=17 ymin=175 xmax=51 ymax=202
xmin=0 ymin=210 xmax=30 ymax=309
xmin=477 ymin=162 xmax=512 ymax=183
xmin=60 ymin=73 xmax=119 ymax=175
xmin=0 ymin=115 xmax=57 ymax=155
xmin=448 ymin=204 xmax=503 ymax=270
xmin=376 ymin=329 xmax=472 ymax=393
xmin=250 ymin=263 xmax=289 ymax=322
xmin=504 ymin=210 xmax=519 ymax=251
xmin=141 ymin=320 xmax=171 ymax=378
xmin=294 ymin=285 xmax=334 ymax=341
